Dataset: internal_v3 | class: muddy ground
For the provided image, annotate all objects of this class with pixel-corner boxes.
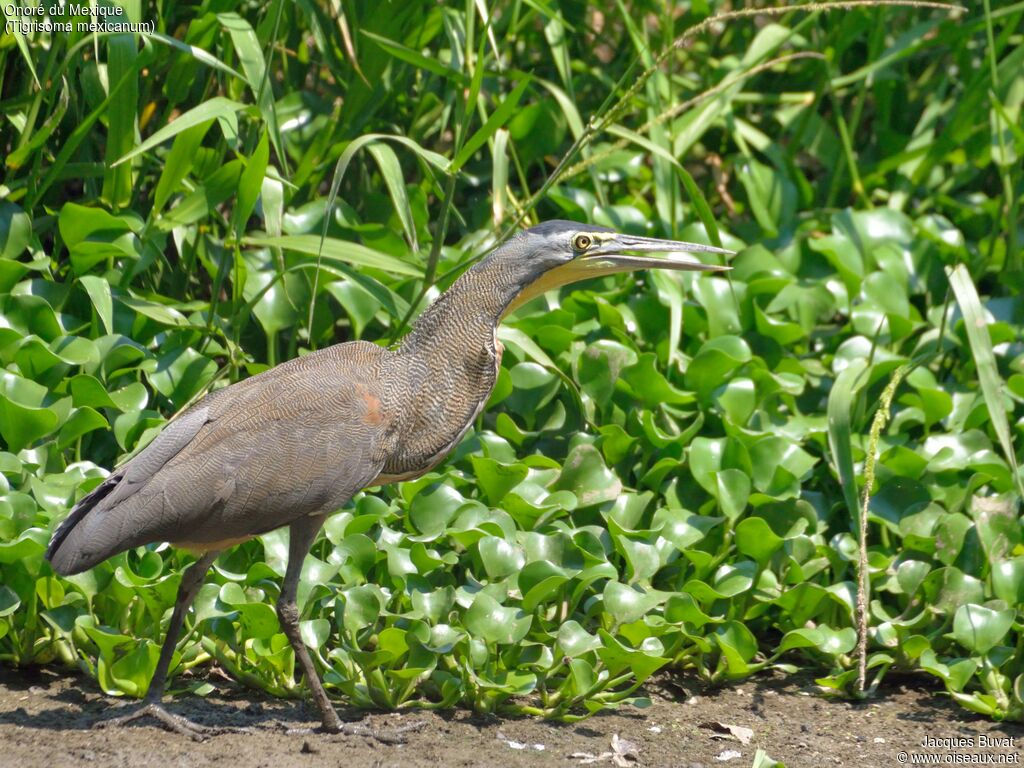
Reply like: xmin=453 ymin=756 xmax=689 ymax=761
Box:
xmin=0 ymin=665 xmax=1021 ymax=768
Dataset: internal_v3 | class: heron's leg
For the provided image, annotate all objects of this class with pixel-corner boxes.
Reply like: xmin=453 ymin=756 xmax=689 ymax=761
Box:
xmin=96 ymin=550 xmax=223 ymax=741
xmin=278 ymin=516 xmax=423 ymax=745
xmin=277 ymin=515 xmax=340 ymax=732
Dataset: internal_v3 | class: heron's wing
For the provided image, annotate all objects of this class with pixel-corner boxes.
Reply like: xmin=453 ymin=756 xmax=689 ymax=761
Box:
xmin=47 ymin=342 xmax=393 ymax=574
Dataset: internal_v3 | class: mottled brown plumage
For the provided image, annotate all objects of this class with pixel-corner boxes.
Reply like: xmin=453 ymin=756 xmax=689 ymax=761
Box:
xmin=45 ymin=220 xmax=730 ymax=740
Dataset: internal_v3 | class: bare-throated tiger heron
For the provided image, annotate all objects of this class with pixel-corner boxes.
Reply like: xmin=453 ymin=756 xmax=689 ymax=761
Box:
xmin=46 ymin=220 xmax=730 ymax=739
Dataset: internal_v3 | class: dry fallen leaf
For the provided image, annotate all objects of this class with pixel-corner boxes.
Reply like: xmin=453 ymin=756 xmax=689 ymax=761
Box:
xmin=715 ymin=749 xmax=743 ymax=762
xmin=570 ymin=753 xmax=610 ymax=765
xmin=611 ymin=733 xmax=639 ymax=767
xmin=702 ymin=721 xmax=754 ymax=745
xmin=571 ymin=734 xmax=640 ymax=766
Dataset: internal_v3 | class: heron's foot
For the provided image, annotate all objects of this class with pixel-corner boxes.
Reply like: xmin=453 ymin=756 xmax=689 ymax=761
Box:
xmin=94 ymin=701 xmax=222 ymax=742
xmin=324 ymin=716 xmax=427 ymax=745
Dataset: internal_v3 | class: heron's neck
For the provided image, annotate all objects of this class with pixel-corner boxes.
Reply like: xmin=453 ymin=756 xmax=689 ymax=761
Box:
xmin=380 ymin=256 xmax=518 ymax=480
xmin=400 ymin=256 xmax=522 ymax=358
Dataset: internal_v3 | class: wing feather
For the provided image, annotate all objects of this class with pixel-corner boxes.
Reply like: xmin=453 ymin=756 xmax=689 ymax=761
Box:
xmin=47 ymin=342 xmax=393 ymax=575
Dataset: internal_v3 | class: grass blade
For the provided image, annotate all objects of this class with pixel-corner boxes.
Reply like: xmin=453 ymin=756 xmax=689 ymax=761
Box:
xmin=113 ymin=97 xmax=247 ymax=167
xmin=827 ymin=358 xmax=870 ymax=530
xmin=242 ymin=234 xmax=423 ymax=277
xmin=100 ymin=34 xmax=138 ymax=208
xmin=948 ymin=264 xmax=1024 ymax=498
xmin=367 ymin=143 xmax=418 ymax=252
xmin=362 ymin=30 xmax=467 ymax=83
xmin=451 ymin=79 xmax=530 ymax=173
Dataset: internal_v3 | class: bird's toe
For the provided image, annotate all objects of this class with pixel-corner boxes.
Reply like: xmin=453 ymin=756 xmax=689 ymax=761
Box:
xmin=94 ymin=701 xmax=221 ymax=741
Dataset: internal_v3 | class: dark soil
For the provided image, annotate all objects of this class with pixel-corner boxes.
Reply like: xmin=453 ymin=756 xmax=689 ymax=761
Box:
xmin=0 ymin=665 xmax=1021 ymax=768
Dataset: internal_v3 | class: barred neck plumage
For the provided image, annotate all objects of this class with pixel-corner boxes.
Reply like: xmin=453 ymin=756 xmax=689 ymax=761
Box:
xmin=398 ymin=248 xmax=528 ymax=359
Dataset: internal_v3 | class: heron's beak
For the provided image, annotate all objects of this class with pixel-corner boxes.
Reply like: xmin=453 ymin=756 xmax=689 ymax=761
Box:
xmin=581 ymin=233 xmax=733 ymax=274
xmin=503 ymin=232 xmax=732 ymax=317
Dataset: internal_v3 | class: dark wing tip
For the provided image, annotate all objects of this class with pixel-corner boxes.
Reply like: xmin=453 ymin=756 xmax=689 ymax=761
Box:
xmin=45 ymin=473 xmax=121 ymax=569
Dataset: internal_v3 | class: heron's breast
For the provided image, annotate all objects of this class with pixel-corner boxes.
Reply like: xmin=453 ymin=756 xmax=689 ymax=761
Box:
xmin=374 ymin=334 xmax=502 ymax=484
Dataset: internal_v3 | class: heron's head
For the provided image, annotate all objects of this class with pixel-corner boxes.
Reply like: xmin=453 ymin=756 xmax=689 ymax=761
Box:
xmin=500 ymin=219 xmax=732 ymax=315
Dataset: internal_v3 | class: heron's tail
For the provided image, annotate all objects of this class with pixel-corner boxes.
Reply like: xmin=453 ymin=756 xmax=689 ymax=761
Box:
xmin=46 ymin=472 xmax=124 ymax=576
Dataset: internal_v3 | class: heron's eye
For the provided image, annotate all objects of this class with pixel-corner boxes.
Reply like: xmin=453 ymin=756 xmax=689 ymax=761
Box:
xmin=573 ymin=234 xmax=593 ymax=251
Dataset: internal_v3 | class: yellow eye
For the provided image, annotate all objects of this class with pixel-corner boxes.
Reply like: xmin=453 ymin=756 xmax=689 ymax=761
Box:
xmin=573 ymin=234 xmax=593 ymax=250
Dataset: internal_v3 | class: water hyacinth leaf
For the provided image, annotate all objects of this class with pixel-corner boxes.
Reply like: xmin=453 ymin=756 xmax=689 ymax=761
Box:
xmin=58 ymin=204 xmax=140 ymax=274
xmin=0 ymin=201 xmax=31 ymax=261
xmin=603 ymin=582 xmax=670 ymax=625
xmin=621 ymin=353 xmax=694 ymax=406
xmin=596 ymin=631 xmax=669 ymax=682
xmin=341 ymin=585 xmax=383 ymax=633
xmin=664 ymin=593 xmax=717 ymax=628
xmin=714 ymin=469 xmax=750 ymax=520
xmin=0 ymin=586 xmax=20 ymax=617
xmin=923 ymin=568 xmax=985 ymax=615
xmin=464 ymin=592 xmax=531 ymax=645
xmin=78 ymin=276 xmax=114 ymax=335
xmin=778 ymin=626 xmax=856 ymax=657
xmin=0 ymin=396 xmax=58 ymax=452
xmin=519 ymin=563 xmax=570 ymax=613
xmin=409 ymin=484 xmax=464 ymax=539
xmin=735 ymin=517 xmax=784 ymax=564
xmin=300 ymin=619 xmax=330 ymax=650
xmin=555 ymin=444 xmax=621 ymax=508
xmin=557 ymin=620 xmax=602 ymax=657
xmin=952 ymin=604 xmax=1016 ymax=655
xmin=469 ymin=456 xmax=528 ymax=505
xmin=145 ymin=346 xmax=217 ymax=406
xmin=715 ymin=377 xmax=756 ymax=425
xmin=410 ymin=585 xmax=455 ymax=624
xmin=970 ymin=495 xmax=1020 ymax=563
xmin=684 ymin=336 xmax=752 ymax=402
xmin=713 ymin=621 xmax=759 ymax=676
xmin=991 ymin=558 xmax=1024 ymax=605
xmin=477 ymin=535 xmax=525 ymax=580
xmin=57 ymin=407 xmax=108 ymax=449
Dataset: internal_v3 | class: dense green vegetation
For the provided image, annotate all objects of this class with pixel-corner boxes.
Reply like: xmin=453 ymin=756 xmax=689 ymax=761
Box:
xmin=1 ymin=0 xmax=1023 ymax=724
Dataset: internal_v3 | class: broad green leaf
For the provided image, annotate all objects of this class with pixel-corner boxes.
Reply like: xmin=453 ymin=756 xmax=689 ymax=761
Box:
xmin=952 ymin=604 xmax=1015 ymax=655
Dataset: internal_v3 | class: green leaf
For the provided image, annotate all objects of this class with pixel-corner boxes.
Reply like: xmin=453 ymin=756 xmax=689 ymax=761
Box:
xmin=464 ymin=592 xmax=531 ymax=645
xmin=684 ymin=336 xmax=752 ymax=401
xmin=78 ymin=276 xmax=114 ymax=335
xmin=477 ymin=535 xmax=525 ymax=580
xmin=101 ymin=33 xmax=138 ymax=208
xmin=827 ymin=358 xmax=869 ymax=528
xmin=952 ymin=604 xmax=1015 ymax=655
xmin=596 ymin=631 xmax=669 ymax=683
xmin=452 ymin=79 xmax=531 ymax=173
xmin=948 ymin=265 xmax=1024 ymax=498
xmin=603 ymin=582 xmax=670 ymax=624
xmin=242 ymin=235 xmax=421 ymax=277
xmin=114 ymin=97 xmax=247 ymax=166
xmin=735 ymin=517 xmax=784 ymax=563
xmin=0 ymin=201 xmax=31 ymax=260
xmin=555 ymin=444 xmax=622 ymax=508
xmin=233 ymin=129 xmax=269 ymax=236
xmin=367 ymin=142 xmax=418 ymax=251
xmin=468 ymin=457 xmax=528 ymax=505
